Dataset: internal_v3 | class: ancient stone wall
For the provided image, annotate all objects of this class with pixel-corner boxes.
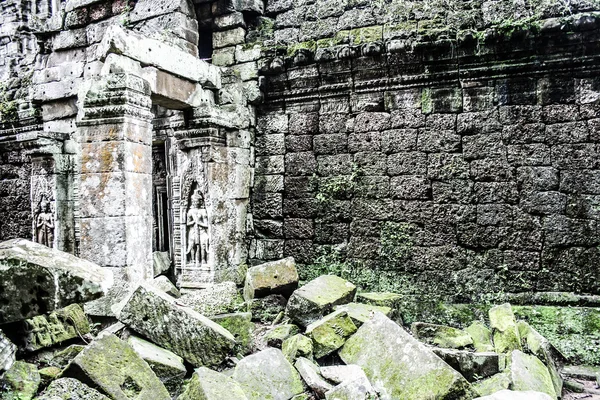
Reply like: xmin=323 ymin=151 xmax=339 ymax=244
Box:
xmin=251 ymin=1 xmax=600 ymax=299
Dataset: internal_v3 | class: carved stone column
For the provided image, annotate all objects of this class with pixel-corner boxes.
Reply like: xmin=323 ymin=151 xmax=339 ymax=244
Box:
xmin=76 ymin=74 xmax=154 ymax=283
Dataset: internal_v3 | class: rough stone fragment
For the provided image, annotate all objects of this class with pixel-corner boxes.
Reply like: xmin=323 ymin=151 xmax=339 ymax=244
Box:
xmin=339 ymin=312 xmax=473 ymax=400
xmin=432 ymin=349 xmax=502 ymax=382
xmin=35 ymin=377 xmax=109 ymax=400
xmin=61 ymin=334 xmax=170 ymax=399
xmin=49 ymin=344 xmax=85 ymax=369
xmin=151 ymin=276 xmax=181 ymax=298
xmin=152 ymin=251 xmax=170 ymax=277
xmin=334 ymin=302 xmax=393 ymax=327
xmin=510 ymin=350 xmax=557 ymax=399
xmin=249 ymin=294 xmax=287 ymax=323
xmin=127 ymin=336 xmax=186 ymax=394
xmin=0 ymin=361 xmax=40 ymax=400
xmin=489 ymin=304 xmax=522 ymax=354
xmin=23 ymin=304 xmax=90 ymax=351
xmin=178 ymin=367 xmax=248 ymax=400
xmin=282 ymin=334 xmax=314 ymax=362
xmin=466 ymin=321 xmax=495 ymax=353
xmin=295 ymin=357 xmax=333 ymax=398
xmin=116 ymin=283 xmax=235 ymax=368
xmin=178 ymin=281 xmax=244 ymax=317
xmin=266 ymin=324 xmax=300 ymax=348
xmin=286 ymin=275 xmax=357 ymax=327
xmin=243 ymin=257 xmax=299 ymax=301
xmin=84 ymin=282 xmax=131 ymax=318
xmin=38 ymin=366 xmax=61 ymax=385
xmin=412 ymin=322 xmax=474 ymax=349
xmin=210 ymin=312 xmax=254 ymax=355
xmin=472 ymin=372 xmax=512 ymax=397
xmin=324 ymin=374 xmax=376 ymax=400
xmin=0 ymin=239 xmax=113 ymax=324
xmin=320 ymin=364 xmax=368 ymax=385
xmin=0 ymin=329 xmax=16 ymax=374
xmin=354 ymin=292 xmax=403 ymax=309
xmin=474 ymin=389 xmax=553 ymax=400
xmin=232 ymin=348 xmax=304 ymax=400
xmin=306 ymin=310 xmax=357 ymax=359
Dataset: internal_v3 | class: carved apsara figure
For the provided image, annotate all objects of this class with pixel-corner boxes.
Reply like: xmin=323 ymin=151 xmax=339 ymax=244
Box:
xmin=35 ymin=198 xmax=54 ymax=247
xmin=186 ymin=190 xmax=209 ymax=265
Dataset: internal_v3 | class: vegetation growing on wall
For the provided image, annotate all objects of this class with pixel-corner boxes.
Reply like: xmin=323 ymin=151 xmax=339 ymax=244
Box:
xmin=0 ymin=84 xmax=18 ymax=123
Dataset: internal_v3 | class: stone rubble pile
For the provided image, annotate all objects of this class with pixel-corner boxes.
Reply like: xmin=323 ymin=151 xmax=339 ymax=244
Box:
xmin=0 ymin=242 xmax=597 ymax=399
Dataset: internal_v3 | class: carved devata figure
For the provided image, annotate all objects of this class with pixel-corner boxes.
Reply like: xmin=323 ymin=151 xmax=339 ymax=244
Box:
xmin=35 ymin=196 xmax=54 ymax=248
xmin=186 ymin=189 xmax=209 ymax=266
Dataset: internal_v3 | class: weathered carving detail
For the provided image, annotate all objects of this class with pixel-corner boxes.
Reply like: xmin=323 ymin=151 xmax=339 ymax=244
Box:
xmin=23 ymin=304 xmax=90 ymax=352
xmin=35 ymin=196 xmax=55 ymax=248
xmin=186 ymin=189 xmax=209 ymax=266
xmin=31 ymin=168 xmax=55 ymax=248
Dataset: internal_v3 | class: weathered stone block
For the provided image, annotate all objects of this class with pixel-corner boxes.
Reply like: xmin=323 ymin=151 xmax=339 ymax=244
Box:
xmin=178 ymin=367 xmax=248 ymax=400
xmin=282 ymin=334 xmax=313 ymax=361
xmin=510 ymin=350 xmax=557 ymax=399
xmin=266 ymin=324 xmax=300 ymax=348
xmin=0 ymin=330 xmax=16 ymax=374
xmin=0 ymin=239 xmax=112 ymax=324
xmin=23 ymin=304 xmax=90 ymax=352
xmin=306 ymin=310 xmax=357 ymax=358
xmin=432 ymin=348 xmax=502 ymax=382
xmin=295 ymin=357 xmax=333 ymax=398
xmin=210 ymin=312 xmax=254 ymax=355
xmin=489 ymin=304 xmax=522 ymax=354
xmin=0 ymin=361 xmax=40 ymax=400
xmin=116 ymin=283 xmax=235 ymax=367
xmin=334 ymin=302 xmax=393 ymax=327
xmin=244 ymin=257 xmax=299 ymax=300
xmin=466 ymin=321 xmax=495 ymax=353
xmin=36 ymin=377 xmax=109 ymax=400
xmin=213 ymin=28 xmax=247 ymax=49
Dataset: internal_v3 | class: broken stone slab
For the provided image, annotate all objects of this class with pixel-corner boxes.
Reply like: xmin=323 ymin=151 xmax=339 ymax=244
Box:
xmin=49 ymin=344 xmax=85 ymax=369
xmin=210 ymin=312 xmax=254 ymax=355
xmin=355 ymin=291 xmax=402 ymax=309
xmin=97 ymin=25 xmax=221 ymax=89
xmin=0 ymin=361 xmax=41 ymax=400
xmin=562 ymin=365 xmax=600 ymax=380
xmin=61 ymin=333 xmax=170 ymax=400
xmin=474 ymin=389 xmax=554 ymax=400
xmin=266 ymin=324 xmax=300 ymax=348
xmin=23 ymin=304 xmax=90 ymax=352
xmin=84 ymin=281 xmax=131 ymax=317
xmin=35 ymin=377 xmax=110 ymax=400
xmin=334 ymin=302 xmax=393 ymax=327
xmin=306 ymin=310 xmax=357 ymax=359
xmin=432 ymin=348 xmax=502 ymax=382
xmin=38 ymin=366 xmax=61 ymax=386
xmin=286 ymin=275 xmax=357 ymax=327
xmin=151 ymin=275 xmax=181 ymax=298
xmin=412 ymin=322 xmax=474 ymax=349
xmin=249 ymin=294 xmax=287 ymax=323
xmin=325 ymin=374 xmax=376 ymax=400
xmin=282 ymin=334 xmax=314 ymax=362
xmin=339 ymin=312 xmax=473 ymax=400
xmin=178 ymin=366 xmax=248 ymax=400
xmin=510 ymin=350 xmax=557 ymax=399
xmin=178 ymin=281 xmax=244 ymax=317
xmin=243 ymin=257 xmax=299 ymax=301
xmin=320 ymin=364 xmax=368 ymax=385
xmin=473 ymin=372 xmax=512 ymax=397
xmin=232 ymin=348 xmax=304 ymax=400
xmin=295 ymin=357 xmax=333 ymax=398
xmin=0 ymin=329 xmax=16 ymax=374
xmin=152 ymin=251 xmax=170 ymax=277
xmin=466 ymin=321 xmax=495 ymax=353
xmin=489 ymin=304 xmax=522 ymax=354
xmin=0 ymin=238 xmax=113 ymax=323
xmin=127 ymin=336 xmax=186 ymax=394
xmin=116 ymin=283 xmax=236 ymax=368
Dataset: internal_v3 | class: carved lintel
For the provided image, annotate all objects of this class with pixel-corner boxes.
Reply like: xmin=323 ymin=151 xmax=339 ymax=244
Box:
xmin=176 ymin=128 xmax=225 ymax=149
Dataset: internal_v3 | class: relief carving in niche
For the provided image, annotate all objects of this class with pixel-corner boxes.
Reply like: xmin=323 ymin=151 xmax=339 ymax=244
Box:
xmin=31 ymin=175 xmax=55 ymax=248
xmin=186 ymin=188 xmax=209 ymax=266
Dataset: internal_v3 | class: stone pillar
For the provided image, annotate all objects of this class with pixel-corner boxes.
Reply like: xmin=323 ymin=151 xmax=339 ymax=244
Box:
xmin=76 ymin=74 xmax=154 ymax=282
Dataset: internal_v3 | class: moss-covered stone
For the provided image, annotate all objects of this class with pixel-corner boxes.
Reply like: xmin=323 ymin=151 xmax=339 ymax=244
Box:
xmin=38 ymin=366 xmax=61 ymax=386
xmin=49 ymin=345 xmax=85 ymax=369
xmin=510 ymin=350 xmax=557 ymax=399
xmin=489 ymin=304 xmax=522 ymax=354
xmin=466 ymin=321 xmax=495 ymax=353
xmin=355 ymin=292 xmax=402 ymax=309
xmin=0 ymin=361 xmax=40 ymax=400
xmin=243 ymin=257 xmax=299 ymax=301
xmin=210 ymin=312 xmax=254 ymax=355
xmin=249 ymin=294 xmax=287 ymax=323
xmin=266 ymin=324 xmax=300 ymax=348
xmin=286 ymin=41 xmax=317 ymax=58
xmin=348 ymin=26 xmax=383 ymax=45
xmin=306 ymin=310 xmax=357 ymax=359
xmin=334 ymin=302 xmax=393 ymax=327
xmin=61 ymin=333 xmax=170 ymax=400
xmin=472 ymin=372 xmax=512 ymax=397
xmin=411 ymin=322 xmax=474 ymax=349
xmin=432 ymin=348 xmax=502 ymax=382
xmin=24 ymin=304 xmax=90 ymax=352
xmin=178 ymin=282 xmax=244 ymax=317
xmin=282 ymin=334 xmax=313 ymax=362
xmin=178 ymin=367 xmax=247 ymax=400
xmin=35 ymin=377 xmax=109 ymax=400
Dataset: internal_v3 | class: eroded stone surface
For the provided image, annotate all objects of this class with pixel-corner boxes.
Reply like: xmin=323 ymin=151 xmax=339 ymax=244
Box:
xmin=0 ymin=361 xmax=40 ymax=400
xmin=510 ymin=350 xmax=557 ymax=399
xmin=295 ymin=357 xmax=333 ymax=398
xmin=35 ymin=377 xmax=110 ymax=400
xmin=243 ymin=257 xmax=299 ymax=300
xmin=305 ymin=310 xmax=357 ymax=358
xmin=0 ymin=329 xmax=16 ymax=374
xmin=412 ymin=322 xmax=473 ymax=349
xmin=177 ymin=367 xmax=248 ymax=400
xmin=23 ymin=304 xmax=90 ymax=351
xmin=489 ymin=304 xmax=522 ymax=354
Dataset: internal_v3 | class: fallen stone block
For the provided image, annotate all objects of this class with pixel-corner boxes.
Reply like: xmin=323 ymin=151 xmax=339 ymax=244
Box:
xmin=466 ymin=321 xmax=495 ymax=353
xmin=286 ymin=275 xmax=357 ymax=327
xmin=49 ymin=344 xmax=85 ymax=369
xmin=178 ymin=366 xmax=248 ymax=400
xmin=0 ymin=238 xmax=113 ymax=323
xmin=61 ymin=333 xmax=170 ymax=400
xmin=355 ymin=292 xmax=402 ymax=309
xmin=320 ymin=364 xmax=368 ymax=385
xmin=306 ymin=310 xmax=357 ymax=359
xmin=0 ymin=329 xmax=16 ymax=374
xmin=339 ymin=312 xmax=473 ymax=400
xmin=152 ymin=251 xmax=170 ymax=277
xmin=295 ymin=357 xmax=333 ymax=398
xmin=243 ymin=257 xmax=299 ymax=301
xmin=35 ymin=377 xmax=110 ymax=400
xmin=474 ymin=389 xmax=554 ymax=400
xmin=232 ymin=348 xmax=304 ymax=400
xmin=249 ymin=294 xmax=287 ymax=323
xmin=84 ymin=282 xmax=131 ymax=317
xmin=266 ymin=324 xmax=300 ymax=348
xmin=151 ymin=275 xmax=181 ymax=298
xmin=210 ymin=312 xmax=254 ymax=355
xmin=282 ymin=334 xmax=314 ymax=362
xmin=432 ymin=348 xmax=502 ymax=382
xmin=473 ymin=372 xmax=512 ymax=397
xmin=23 ymin=304 xmax=90 ymax=351
xmin=127 ymin=336 xmax=186 ymax=394
xmin=489 ymin=304 xmax=522 ymax=354
xmin=412 ymin=322 xmax=474 ymax=349
xmin=38 ymin=366 xmax=61 ymax=386
xmin=510 ymin=350 xmax=557 ymax=399
xmin=0 ymin=361 xmax=40 ymax=400
xmin=178 ymin=281 xmax=243 ymax=317
xmin=116 ymin=283 xmax=235 ymax=367
xmin=325 ymin=374 xmax=376 ymax=400
xmin=334 ymin=302 xmax=393 ymax=327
